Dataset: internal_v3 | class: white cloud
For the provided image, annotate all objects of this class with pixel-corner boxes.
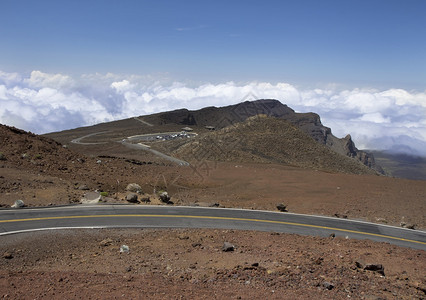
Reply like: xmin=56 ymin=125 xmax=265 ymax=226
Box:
xmin=24 ymin=70 xmax=74 ymax=89
xmin=1 ymin=69 xmax=425 ymax=156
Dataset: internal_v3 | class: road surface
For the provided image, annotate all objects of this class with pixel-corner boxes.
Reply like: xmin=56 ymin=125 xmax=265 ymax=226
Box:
xmin=121 ymin=132 xmax=191 ymax=166
xmin=0 ymin=205 xmax=425 ymax=250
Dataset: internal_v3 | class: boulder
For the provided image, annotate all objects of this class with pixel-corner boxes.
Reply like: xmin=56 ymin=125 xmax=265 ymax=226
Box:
xmin=140 ymin=196 xmax=151 ymax=203
xmin=356 ymin=260 xmax=385 ymax=275
xmin=159 ymin=191 xmax=171 ymax=203
xmin=11 ymin=200 xmax=25 ymax=208
xmin=126 ymin=193 xmax=139 ymax=203
xmin=126 ymin=183 xmax=143 ymax=193
xmin=81 ymin=191 xmax=101 ymax=204
xmin=323 ymin=282 xmax=334 ymax=290
xmin=222 ymin=242 xmax=235 ymax=252
xmin=120 ymin=245 xmax=130 ymax=253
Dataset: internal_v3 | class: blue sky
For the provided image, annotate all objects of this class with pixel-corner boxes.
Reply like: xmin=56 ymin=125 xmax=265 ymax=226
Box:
xmin=1 ymin=0 xmax=426 ymax=156
xmin=1 ymin=0 xmax=425 ymax=89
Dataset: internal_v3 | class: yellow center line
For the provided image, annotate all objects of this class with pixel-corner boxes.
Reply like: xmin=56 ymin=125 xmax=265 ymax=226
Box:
xmin=1 ymin=214 xmax=425 ymax=245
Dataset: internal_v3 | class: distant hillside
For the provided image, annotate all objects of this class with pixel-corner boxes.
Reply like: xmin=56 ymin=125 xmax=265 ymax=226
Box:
xmin=369 ymin=151 xmax=426 ymax=180
xmin=174 ymin=115 xmax=376 ymax=175
xmin=144 ymin=99 xmax=382 ymax=173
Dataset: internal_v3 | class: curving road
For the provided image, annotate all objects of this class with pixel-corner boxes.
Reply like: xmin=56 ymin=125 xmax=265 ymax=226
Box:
xmin=0 ymin=205 xmax=425 ymax=250
xmin=71 ymin=131 xmax=109 ymax=145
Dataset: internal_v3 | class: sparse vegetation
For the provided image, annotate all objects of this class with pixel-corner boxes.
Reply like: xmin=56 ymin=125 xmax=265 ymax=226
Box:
xmin=0 ymin=152 xmax=5 ymax=160
xmin=100 ymin=191 xmax=108 ymax=197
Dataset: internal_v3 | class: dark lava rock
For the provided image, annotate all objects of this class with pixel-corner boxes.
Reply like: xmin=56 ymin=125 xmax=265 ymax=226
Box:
xmin=276 ymin=203 xmax=287 ymax=212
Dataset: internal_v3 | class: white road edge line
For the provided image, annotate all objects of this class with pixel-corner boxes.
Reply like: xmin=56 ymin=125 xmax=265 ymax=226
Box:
xmin=0 ymin=226 xmax=200 ymax=236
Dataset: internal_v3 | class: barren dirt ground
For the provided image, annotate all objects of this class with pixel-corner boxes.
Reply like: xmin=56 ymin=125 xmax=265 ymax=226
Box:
xmin=1 ymin=229 xmax=425 ymax=299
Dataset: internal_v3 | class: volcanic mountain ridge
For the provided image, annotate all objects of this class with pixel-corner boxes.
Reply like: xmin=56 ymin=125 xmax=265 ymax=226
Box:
xmin=143 ymin=99 xmax=382 ymax=173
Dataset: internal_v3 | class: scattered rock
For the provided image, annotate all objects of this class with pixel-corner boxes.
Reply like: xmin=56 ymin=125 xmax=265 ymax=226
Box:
xmin=192 ymin=243 xmax=201 ymax=247
xmin=209 ymin=203 xmax=220 ymax=207
xmin=3 ymin=252 xmax=13 ymax=259
xmin=251 ymin=262 xmax=259 ymax=267
xmin=364 ymin=263 xmax=385 ymax=275
xmin=120 ymin=245 xmax=130 ymax=253
xmin=222 ymin=242 xmax=235 ymax=252
xmin=11 ymin=199 xmax=25 ymax=208
xmin=99 ymin=238 xmax=113 ymax=247
xmin=314 ymin=257 xmax=324 ymax=265
xmin=78 ymin=184 xmax=90 ymax=190
xmin=322 ymin=281 xmax=334 ymax=290
xmin=96 ymin=160 xmax=102 ymax=164
xmin=126 ymin=183 xmax=142 ymax=193
xmin=329 ymin=233 xmax=336 ymax=238
xmin=276 ymin=203 xmax=287 ymax=212
xmin=126 ymin=193 xmax=139 ymax=203
xmin=159 ymin=191 xmax=171 ymax=203
xmin=375 ymin=217 xmax=387 ymax=224
xmin=406 ymin=224 xmax=417 ymax=229
xmin=334 ymin=213 xmax=348 ymax=219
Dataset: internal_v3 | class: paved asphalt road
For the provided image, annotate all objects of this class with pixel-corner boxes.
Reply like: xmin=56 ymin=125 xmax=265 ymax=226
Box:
xmin=1 ymin=205 xmax=425 ymax=250
xmin=121 ymin=133 xmax=191 ymax=166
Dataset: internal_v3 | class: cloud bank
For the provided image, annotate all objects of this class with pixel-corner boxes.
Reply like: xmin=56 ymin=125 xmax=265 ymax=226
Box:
xmin=1 ymin=70 xmax=425 ymax=156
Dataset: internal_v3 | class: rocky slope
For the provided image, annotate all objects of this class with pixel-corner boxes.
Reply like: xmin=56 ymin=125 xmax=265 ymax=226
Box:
xmin=173 ymin=115 xmax=376 ymax=175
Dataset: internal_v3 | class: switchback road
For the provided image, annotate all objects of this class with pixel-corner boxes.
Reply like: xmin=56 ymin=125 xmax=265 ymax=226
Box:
xmin=0 ymin=205 xmax=425 ymax=250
